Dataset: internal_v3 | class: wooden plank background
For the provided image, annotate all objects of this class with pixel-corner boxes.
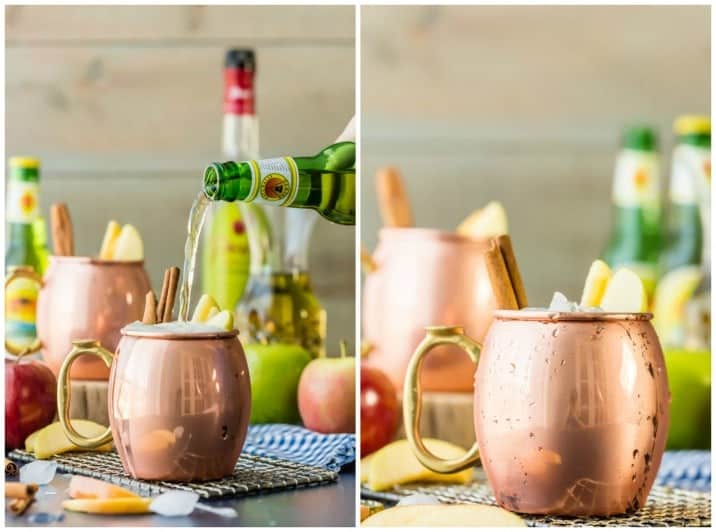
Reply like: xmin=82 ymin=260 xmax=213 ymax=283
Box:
xmin=361 ymin=5 xmax=710 ymax=307
xmin=6 ymin=5 xmax=356 ymax=352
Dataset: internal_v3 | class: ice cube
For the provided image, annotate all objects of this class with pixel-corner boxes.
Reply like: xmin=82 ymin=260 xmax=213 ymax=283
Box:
xmin=521 ymin=307 xmax=548 ymax=311
xmin=397 ymin=494 xmax=441 ymax=506
xmin=150 ymin=490 xmax=198 ymax=517
xmin=549 ymin=292 xmax=576 ymax=312
xmin=19 ymin=460 xmax=57 ymax=485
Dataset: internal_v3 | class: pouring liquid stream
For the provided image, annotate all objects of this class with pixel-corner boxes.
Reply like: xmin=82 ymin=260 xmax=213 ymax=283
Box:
xmin=178 ymin=191 xmax=211 ymax=322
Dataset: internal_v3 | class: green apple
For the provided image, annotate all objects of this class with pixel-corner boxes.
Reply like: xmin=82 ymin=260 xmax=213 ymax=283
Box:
xmin=664 ymin=348 xmax=711 ymax=449
xmin=244 ymin=342 xmax=312 ymax=424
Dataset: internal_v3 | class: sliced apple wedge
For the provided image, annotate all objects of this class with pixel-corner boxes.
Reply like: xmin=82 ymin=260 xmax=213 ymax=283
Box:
xmin=362 ymin=503 xmax=526 ymax=527
xmin=205 ymin=309 xmax=234 ymax=331
xmin=600 ymin=268 xmax=648 ymax=313
xmin=368 ymin=438 xmax=474 ymax=491
xmin=63 ymin=497 xmax=152 ymax=515
xmin=112 ymin=224 xmax=144 ymax=261
xmin=191 ymin=293 xmax=221 ymax=323
xmin=31 ymin=420 xmax=113 ymax=459
xmin=98 ymin=220 xmax=122 ymax=260
xmin=580 ymin=259 xmax=612 ymax=307
xmin=69 ymin=476 xmax=140 ymax=499
xmin=456 ymin=201 xmax=508 ymax=238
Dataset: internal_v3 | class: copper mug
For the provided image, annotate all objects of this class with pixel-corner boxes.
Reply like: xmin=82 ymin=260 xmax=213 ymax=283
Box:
xmin=57 ymin=327 xmax=251 ymax=481
xmin=404 ymin=311 xmax=670 ymax=516
xmin=5 ymin=256 xmax=151 ymax=380
xmin=363 ymin=228 xmax=509 ymax=393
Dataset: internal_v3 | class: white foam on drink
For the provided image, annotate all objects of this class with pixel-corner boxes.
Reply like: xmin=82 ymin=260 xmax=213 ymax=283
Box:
xmin=123 ymin=320 xmax=226 ymax=334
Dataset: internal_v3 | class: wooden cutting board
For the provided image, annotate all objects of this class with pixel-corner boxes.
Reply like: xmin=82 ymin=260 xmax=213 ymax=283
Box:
xmin=68 ymin=380 xmax=109 ymax=426
xmin=394 ymin=391 xmax=475 ymax=450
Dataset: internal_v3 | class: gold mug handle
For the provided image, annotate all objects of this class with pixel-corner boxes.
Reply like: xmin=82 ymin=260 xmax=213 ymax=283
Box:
xmin=4 ymin=266 xmax=44 ymax=356
xmin=403 ymin=325 xmax=482 ymax=473
xmin=57 ymin=339 xmax=114 ymax=448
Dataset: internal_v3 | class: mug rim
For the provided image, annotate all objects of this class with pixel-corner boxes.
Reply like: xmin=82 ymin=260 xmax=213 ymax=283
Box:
xmin=378 ymin=227 xmax=494 ymax=246
xmin=120 ymin=327 xmax=239 ymax=340
xmin=494 ymin=309 xmax=653 ymax=321
xmin=49 ymin=255 xmax=145 ymax=266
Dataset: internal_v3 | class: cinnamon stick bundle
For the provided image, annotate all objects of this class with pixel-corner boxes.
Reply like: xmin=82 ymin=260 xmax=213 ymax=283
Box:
xmin=5 ymin=458 xmax=18 ymax=476
xmin=5 ymin=482 xmax=38 ymax=499
xmin=156 ymin=267 xmax=180 ymax=323
xmin=495 ymin=234 xmax=528 ymax=308
xmin=50 ymin=202 xmax=74 ymax=256
xmin=8 ymin=496 xmax=35 ymax=516
xmin=484 ymin=239 xmax=519 ymax=310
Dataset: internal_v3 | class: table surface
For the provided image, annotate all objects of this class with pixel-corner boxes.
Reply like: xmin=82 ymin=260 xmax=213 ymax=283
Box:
xmin=6 ymin=468 xmax=356 ymax=527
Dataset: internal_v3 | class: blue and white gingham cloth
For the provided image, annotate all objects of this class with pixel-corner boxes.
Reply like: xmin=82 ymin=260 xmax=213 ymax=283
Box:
xmin=656 ymin=450 xmax=710 ymax=492
xmin=244 ymin=424 xmax=355 ymax=472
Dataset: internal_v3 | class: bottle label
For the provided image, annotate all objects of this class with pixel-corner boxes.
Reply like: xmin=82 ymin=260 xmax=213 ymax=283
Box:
xmin=5 ymin=275 xmax=38 ymax=350
xmin=6 ymin=180 xmax=39 ymax=223
xmin=224 ymin=68 xmax=254 ymax=115
xmin=246 ymin=157 xmax=300 ymax=206
xmin=612 ymin=149 xmax=660 ymax=209
xmin=669 ymin=144 xmax=710 ymax=205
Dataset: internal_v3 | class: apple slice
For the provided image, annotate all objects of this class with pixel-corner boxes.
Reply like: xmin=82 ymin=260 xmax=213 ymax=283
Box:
xmin=362 ymin=504 xmax=526 ymax=527
xmin=205 ymin=309 xmax=234 ymax=331
xmin=98 ymin=220 xmax=122 ymax=260
xmin=69 ymin=476 xmax=140 ymax=499
xmin=360 ymin=454 xmax=372 ymax=483
xmin=456 ymin=201 xmax=508 ymax=238
xmin=112 ymin=224 xmax=144 ymax=261
xmin=63 ymin=497 xmax=152 ymax=515
xmin=580 ymin=259 xmax=612 ymax=307
xmin=368 ymin=438 xmax=474 ymax=491
xmin=652 ymin=266 xmax=702 ymax=340
xmin=191 ymin=293 xmax=221 ymax=323
xmin=32 ymin=420 xmax=114 ymax=459
xmin=600 ymin=268 xmax=648 ymax=313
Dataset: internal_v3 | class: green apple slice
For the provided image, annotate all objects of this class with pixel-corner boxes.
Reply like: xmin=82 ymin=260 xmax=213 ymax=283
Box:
xmin=112 ymin=224 xmax=144 ymax=261
xmin=205 ymin=309 xmax=234 ymax=331
xmin=191 ymin=294 xmax=220 ymax=323
xmin=98 ymin=220 xmax=122 ymax=260
xmin=600 ymin=268 xmax=648 ymax=312
xmin=580 ymin=259 xmax=612 ymax=307
xmin=456 ymin=201 xmax=508 ymax=238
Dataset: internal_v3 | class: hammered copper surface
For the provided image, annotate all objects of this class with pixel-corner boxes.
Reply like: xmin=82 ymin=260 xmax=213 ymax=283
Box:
xmin=37 ymin=256 xmax=151 ymax=380
xmin=474 ymin=313 xmax=670 ymax=516
xmin=107 ymin=332 xmax=251 ymax=481
xmin=362 ymin=228 xmax=499 ymax=392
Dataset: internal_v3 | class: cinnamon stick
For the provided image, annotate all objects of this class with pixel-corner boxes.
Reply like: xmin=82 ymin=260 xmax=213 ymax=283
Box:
xmin=50 ymin=203 xmax=74 ymax=256
xmin=5 ymin=482 xmax=38 ymax=499
xmin=5 ymin=459 xmax=18 ymax=477
xmin=9 ymin=496 xmax=35 ymax=516
xmin=142 ymin=291 xmax=157 ymax=324
xmin=161 ymin=267 xmax=180 ymax=323
xmin=155 ymin=270 xmax=171 ymax=323
xmin=484 ymin=240 xmax=519 ymax=310
xmin=495 ymin=234 xmax=528 ymax=309
xmin=376 ymin=167 xmax=413 ymax=228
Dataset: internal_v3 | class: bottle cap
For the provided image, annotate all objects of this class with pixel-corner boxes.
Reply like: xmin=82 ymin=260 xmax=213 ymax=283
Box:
xmin=674 ymin=115 xmax=710 ymax=137
xmin=9 ymin=156 xmax=40 ymax=169
xmin=225 ymin=49 xmax=255 ymax=71
xmin=622 ymin=126 xmax=658 ymax=152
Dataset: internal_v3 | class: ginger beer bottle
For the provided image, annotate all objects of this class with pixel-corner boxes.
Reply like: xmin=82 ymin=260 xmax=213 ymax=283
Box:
xmin=203 ymin=141 xmax=355 ymax=225
xmin=5 ymin=157 xmax=47 ymax=352
xmin=602 ymin=126 xmax=662 ymax=299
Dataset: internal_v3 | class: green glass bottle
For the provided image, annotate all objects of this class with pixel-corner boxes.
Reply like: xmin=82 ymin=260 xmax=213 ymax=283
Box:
xmin=203 ymin=141 xmax=355 ymax=225
xmin=602 ymin=126 xmax=662 ymax=299
xmin=661 ymin=116 xmax=710 ymax=274
xmin=5 ymin=157 xmax=47 ymax=352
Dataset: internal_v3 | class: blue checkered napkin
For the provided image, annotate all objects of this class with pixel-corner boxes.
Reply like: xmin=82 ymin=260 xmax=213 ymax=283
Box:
xmin=244 ymin=424 xmax=355 ymax=472
xmin=656 ymin=450 xmax=710 ymax=492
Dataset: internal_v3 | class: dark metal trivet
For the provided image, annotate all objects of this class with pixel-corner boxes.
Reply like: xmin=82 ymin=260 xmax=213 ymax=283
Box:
xmin=361 ymin=476 xmax=711 ymax=527
xmin=9 ymin=449 xmax=336 ymax=500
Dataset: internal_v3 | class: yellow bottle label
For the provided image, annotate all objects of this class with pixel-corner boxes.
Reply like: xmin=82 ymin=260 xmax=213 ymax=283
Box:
xmin=5 ymin=276 xmax=38 ymax=350
xmin=247 ymin=157 xmax=300 ymax=206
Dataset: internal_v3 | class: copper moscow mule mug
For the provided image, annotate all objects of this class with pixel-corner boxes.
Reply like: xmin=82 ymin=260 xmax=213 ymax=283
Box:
xmin=404 ymin=311 xmax=670 ymax=516
xmin=363 ymin=229 xmax=518 ymax=393
xmin=4 ymin=256 xmax=151 ymax=380
xmin=57 ymin=327 xmax=251 ymax=481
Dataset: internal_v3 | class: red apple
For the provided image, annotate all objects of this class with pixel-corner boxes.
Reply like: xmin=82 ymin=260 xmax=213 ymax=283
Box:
xmin=361 ymin=364 xmax=399 ymax=456
xmin=5 ymin=357 xmax=57 ymax=450
xmin=298 ymin=342 xmax=356 ymax=434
